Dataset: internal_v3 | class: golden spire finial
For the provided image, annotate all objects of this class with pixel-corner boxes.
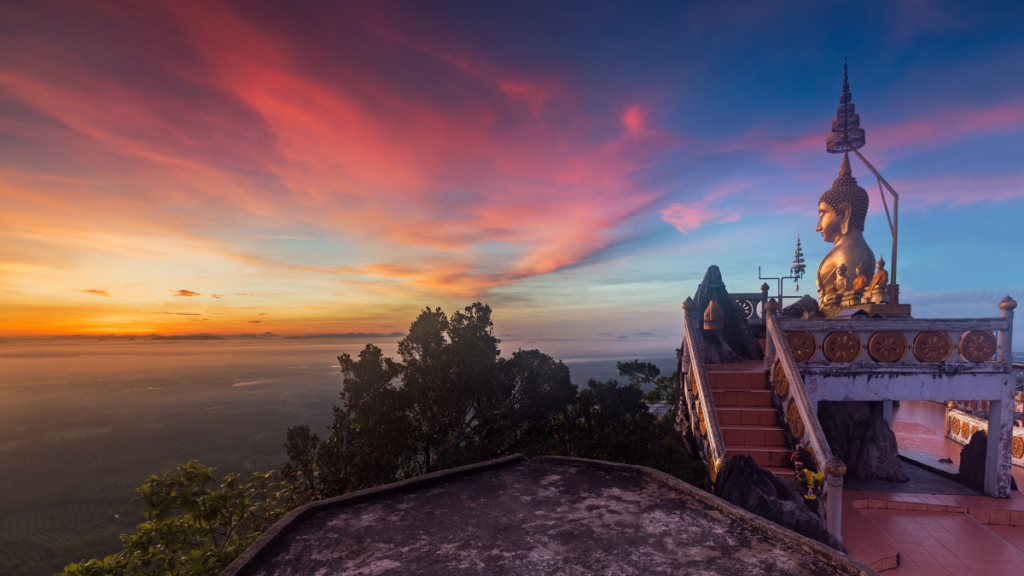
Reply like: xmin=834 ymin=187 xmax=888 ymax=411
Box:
xmin=839 ymin=151 xmax=852 ymax=177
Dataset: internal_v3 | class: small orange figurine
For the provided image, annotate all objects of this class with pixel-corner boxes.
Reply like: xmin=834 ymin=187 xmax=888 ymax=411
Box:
xmin=852 ymin=260 xmax=869 ymax=291
xmin=869 ymin=256 xmax=888 ymax=290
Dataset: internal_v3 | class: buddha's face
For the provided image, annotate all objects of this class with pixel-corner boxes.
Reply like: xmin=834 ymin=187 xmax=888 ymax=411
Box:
xmin=816 ymin=202 xmax=849 ymax=243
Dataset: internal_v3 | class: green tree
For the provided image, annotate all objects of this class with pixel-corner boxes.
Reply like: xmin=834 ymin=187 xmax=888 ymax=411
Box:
xmin=617 ymin=355 xmax=680 ymax=403
xmin=65 ymin=303 xmax=704 ymax=574
xmin=61 ymin=462 xmax=301 ymax=576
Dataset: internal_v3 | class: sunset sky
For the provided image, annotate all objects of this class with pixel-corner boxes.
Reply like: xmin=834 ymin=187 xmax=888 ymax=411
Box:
xmin=2 ymin=1 xmax=1022 ymax=337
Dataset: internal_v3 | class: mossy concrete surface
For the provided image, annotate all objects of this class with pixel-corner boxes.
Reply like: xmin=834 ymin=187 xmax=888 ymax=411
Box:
xmin=224 ymin=455 xmax=875 ymax=576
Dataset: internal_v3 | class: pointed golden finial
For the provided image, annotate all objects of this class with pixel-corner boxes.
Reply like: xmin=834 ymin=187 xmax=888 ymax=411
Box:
xmin=839 ymin=151 xmax=852 ymax=176
xmin=998 ymin=295 xmax=1017 ymax=310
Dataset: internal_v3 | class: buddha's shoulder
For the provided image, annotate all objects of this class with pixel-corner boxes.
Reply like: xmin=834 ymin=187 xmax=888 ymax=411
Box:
xmin=833 ymin=239 xmax=872 ymax=259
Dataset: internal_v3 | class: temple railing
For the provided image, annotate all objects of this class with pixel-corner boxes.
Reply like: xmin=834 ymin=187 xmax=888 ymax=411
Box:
xmin=765 ymin=302 xmax=846 ymax=540
xmin=732 ymin=288 xmax=769 ymax=327
xmin=766 ymin=297 xmax=1016 ymax=499
xmin=680 ymin=298 xmax=728 ymax=483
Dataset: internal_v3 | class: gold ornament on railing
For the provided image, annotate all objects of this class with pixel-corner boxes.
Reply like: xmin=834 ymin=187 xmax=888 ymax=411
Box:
xmin=959 ymin=330 xmax=997 ymax=363
xmin=914 ymin=331 xmax=952 ymax=362
xmin=823 ymin=331 xmax=862 ymax=362
xmin=772 ymin=360 xmax=790 ymax=397
xmin=868 ymin=331 xmax=906 ymax=362
xmin=787 ymin=401 xmax=805 ymax=439
xmin=786 ymin=331 xmax=817 ymax=362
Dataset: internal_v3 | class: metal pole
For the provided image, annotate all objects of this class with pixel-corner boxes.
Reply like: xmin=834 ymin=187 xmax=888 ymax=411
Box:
xmin=846 ymin=144 xmax=899 ymax=287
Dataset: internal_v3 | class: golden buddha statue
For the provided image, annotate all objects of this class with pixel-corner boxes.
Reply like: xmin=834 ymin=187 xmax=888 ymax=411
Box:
xmin=869 ymin=256 xmax=888 ymax=290
xmin=833 ymin=262 xmax=849 ymax=294
xmin=852 ymin=261 xmax=870 ymax=291
xmin=815 ymin=152 xmax=874 ymax=307
xmin=869 ymin=256 xmax=890 ymax=304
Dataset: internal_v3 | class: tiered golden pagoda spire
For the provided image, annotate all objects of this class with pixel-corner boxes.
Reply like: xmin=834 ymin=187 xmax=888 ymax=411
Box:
xmin=826 ymin=58 xmax=865 ymax=153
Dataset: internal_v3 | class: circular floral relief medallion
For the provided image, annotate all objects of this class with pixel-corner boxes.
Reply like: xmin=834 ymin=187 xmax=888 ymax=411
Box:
xmin=914 ymin=331 xmax=953 ymax=362
xmin=823 ymin=331 xmax=862 ymax=362
xmin=961 ymin=422 xmax=972 ymax=439
xmin=1013 ymin=436 xmax=1024 ymax=460
xmin=697 ymin=404 xmax=706 ymax=435
xmin=787 ymin=401 xmax=805 ymax=439
xmin=951 ymin=417 xmax=960 ymax=435
xmin=690 ymin=365 xmax=698 ymax=396
xmin=786 ymin=331 xmax=817 ymax=362
xmin=971 ymin=425 xmax=980 ymax=438
xmin=959 ymin=330 xmax=997 ymax=363
xmin=868 ymin=331 xmax=907 ymax=363
xmin=772 ymin=360 xmax=789 ymax=397
xmin=740 ymin=300 xmax=754 ymax=318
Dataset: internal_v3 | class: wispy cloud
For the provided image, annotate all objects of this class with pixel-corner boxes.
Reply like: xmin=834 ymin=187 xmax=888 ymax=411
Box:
xmin=210 ymin=294 xmax=224 ymax=299
xmin=75 ymin=289 xmax=111 ymax=297
xmin=154 ymin=312 xmax=201 ymax=316
xmin=170 ymin=290 xmax=200 ymax=297
xmin=248 ymin=320 xmax=261 ymax=324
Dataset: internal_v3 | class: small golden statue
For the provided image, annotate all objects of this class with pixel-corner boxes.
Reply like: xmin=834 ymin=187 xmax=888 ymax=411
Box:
xmin=833 ymin=262 xmax=849 ymax=294
xmin=869 ymin=256 xmax=890 ymax=304
xmin=852 ymin=261 xmax=870 ymax=291
xmin=869 ymin=256 xmax=888 ymax=289
xmin=815 ymin=152 xmax=875 ymax=307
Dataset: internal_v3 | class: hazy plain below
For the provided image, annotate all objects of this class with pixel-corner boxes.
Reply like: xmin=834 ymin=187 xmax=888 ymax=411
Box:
xmin=0 ymin=333 xmax=680 ymax=576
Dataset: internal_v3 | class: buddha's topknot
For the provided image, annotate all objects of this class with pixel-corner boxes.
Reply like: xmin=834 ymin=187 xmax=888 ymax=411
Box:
xmin=819 ymin=152 xmax=869 ymax=232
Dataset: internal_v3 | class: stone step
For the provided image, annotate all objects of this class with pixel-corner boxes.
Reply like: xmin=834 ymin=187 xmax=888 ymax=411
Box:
xmin=767 ymin=466 xmax=796 ymax=479
xmin=728 ymin=446 xmax=792 ymax=468
xmin=706 ymin=370 xmax=768 ymax=390
xmin=721 ymin=425 xmax=786 ymax=447
xmin=716 ymin=407 xmax=777 ymax=426
xmin=711 ymin=389 xmax=773 ymax=407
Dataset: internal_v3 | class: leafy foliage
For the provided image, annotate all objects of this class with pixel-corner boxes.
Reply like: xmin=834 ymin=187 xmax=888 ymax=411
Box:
xmin=63 ymin=303 xmax=704 ymax=575
xmin=617 ymin=355 xmax=680 ymax=403
xmin=61 ymin=463 xmax=301 ymax=576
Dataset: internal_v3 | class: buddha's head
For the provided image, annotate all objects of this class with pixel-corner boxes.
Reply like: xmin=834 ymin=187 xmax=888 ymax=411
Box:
xmin=816 ymin=152 xmax=869 ymax=243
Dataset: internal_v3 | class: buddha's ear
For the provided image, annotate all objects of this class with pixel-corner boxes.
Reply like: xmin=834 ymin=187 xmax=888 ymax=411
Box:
xmin=837 ymin=202 xmax=852 ymax=235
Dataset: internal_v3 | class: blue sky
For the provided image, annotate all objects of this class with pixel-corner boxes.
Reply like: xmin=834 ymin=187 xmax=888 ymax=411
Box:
xmin=1 ymin=0 xmax=1021 ymax=337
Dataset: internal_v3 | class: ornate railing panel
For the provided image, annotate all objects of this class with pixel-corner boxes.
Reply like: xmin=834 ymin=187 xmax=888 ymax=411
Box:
xmin=766 ymin=297 xmax=1016 ymax=499
xmin=680 ymin=298 xmax=728 ymax=483
xmin=765 ymin=307 xmax=845 ymax=540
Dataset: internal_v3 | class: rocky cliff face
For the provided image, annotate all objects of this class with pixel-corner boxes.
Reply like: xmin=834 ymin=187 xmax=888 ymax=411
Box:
xmin=713 ymin=454 xmax=846 ymax=552
xmin=818 ymin=401 xmax=908 ymax=483
xmin=694 ymin=266 xmax=764 ymax=363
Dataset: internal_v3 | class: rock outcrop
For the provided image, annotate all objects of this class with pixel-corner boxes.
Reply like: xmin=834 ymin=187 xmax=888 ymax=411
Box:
xmin=818 ymin=401 xmax=908 ymax=482
xmin=713 ymin=454 xmax=846 ymax=552
xmin=694 ymin=266 xmax=764 ymax=363
xmin=959 ymin=431 xmax=987 ymax=492
xmin=958 ymin=431 xmax=1018 ymax=492
xmin=781 ymin=295 xmax=820 ymax=319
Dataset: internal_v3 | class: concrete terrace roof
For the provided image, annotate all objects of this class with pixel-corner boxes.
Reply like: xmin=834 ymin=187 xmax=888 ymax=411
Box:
xmin=223 ymin=455 xmax=875 ymax=576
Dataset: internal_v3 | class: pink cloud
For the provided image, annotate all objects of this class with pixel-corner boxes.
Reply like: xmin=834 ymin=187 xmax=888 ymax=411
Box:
xmin=660 ymin=202 xmax=723 ymax=234
xmin=0 ymin=2 xmax=683 ymax=297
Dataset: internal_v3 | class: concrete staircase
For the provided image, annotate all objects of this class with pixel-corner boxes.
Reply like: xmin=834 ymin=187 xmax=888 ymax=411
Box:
xmin=705 ymin=361 xmax=793 ymax=479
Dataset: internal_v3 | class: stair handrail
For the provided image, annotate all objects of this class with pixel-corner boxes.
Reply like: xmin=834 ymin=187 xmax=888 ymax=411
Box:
xmin=765 ymin=302 xmax=846 ymax=540
xmin=682 ymin=298 xmax=728 ymax=480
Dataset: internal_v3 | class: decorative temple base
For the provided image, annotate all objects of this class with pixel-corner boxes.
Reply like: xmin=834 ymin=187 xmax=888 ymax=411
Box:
xmin=821 ymin=303 xmax=912 ymax=318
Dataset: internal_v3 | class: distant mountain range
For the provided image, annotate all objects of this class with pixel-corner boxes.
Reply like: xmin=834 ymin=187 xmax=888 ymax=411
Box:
xmin=43 ymin=331 xmax=403 ymax=341
xmin=285 ymin=332 xmax=406 ymax=339
xmin=152 ymin=334 xmax=225 ymax=341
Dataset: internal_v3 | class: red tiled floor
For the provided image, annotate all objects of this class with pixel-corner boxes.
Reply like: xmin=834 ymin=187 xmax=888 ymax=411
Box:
xmin=840 ymin=401 xmax=1024 ymax=572
xmin=892 ymin=401 xmax=1024 ymax=489
xmin=853 ymin=509 xmax=1024 ymax=574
